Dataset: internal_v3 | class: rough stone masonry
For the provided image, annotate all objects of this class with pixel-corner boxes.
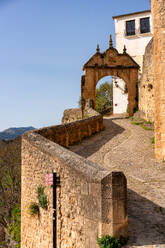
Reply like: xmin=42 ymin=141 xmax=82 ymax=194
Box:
xmin=139 ymin=38 xmax=154 ymax=122
xmin=21 ymin=113 xmax=128 ymax=248
xmin=151 ymin=0 xmax=165 ymax=160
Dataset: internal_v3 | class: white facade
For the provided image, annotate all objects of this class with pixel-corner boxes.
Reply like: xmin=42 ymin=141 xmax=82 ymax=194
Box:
xmin=113 ymin=78 xmax=128 ymax=114
xmin=112 ymin=10 xmax=153 ymax=114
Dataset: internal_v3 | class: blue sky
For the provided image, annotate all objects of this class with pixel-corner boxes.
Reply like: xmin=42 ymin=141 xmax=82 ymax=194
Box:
xmin=0 ymin=0 xmax=150 ymax=131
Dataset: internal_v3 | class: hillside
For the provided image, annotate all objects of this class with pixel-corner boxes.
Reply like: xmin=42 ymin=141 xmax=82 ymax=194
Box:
xmin=0 ymin=137 xmax=21 ymax=247
xmin=0 ymin=127 xmax=35 ymax=140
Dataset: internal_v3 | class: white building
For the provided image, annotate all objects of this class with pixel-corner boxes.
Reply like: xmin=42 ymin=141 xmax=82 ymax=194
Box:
xmin=112 ymin=10 xmax=153 ymax=114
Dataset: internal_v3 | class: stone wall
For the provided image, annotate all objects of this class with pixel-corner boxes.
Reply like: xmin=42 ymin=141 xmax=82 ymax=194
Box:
xmin=139 ymin=38 xmax=154 ymax=122
xmin=37 ymin=113 xmax=104 ymax=147
xmin=62 ymin=108 xmax=100 ymax=124
xmin=151 ymin=0 xmax=165 ymax=159
xmin=21 ymin=117 xmax=128 ymax=248
xmin=62 ymin=108 xmax=82 ymax=124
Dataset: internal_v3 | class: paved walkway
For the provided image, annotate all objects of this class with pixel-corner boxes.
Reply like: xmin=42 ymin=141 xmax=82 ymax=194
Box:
xmin=70 ymin=117 xmax=165 ymax=248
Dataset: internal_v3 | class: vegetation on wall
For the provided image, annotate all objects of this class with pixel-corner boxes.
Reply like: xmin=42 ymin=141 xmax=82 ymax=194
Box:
xmin=37 ymin=185 xmax=48 ymax=210
xmin=28 ymin=202 xmax=39 ymax=217
xmin=27 ymin=185 xmax=48 ymax=218
xmin=97 ymin=235 xmax=128 ymax=248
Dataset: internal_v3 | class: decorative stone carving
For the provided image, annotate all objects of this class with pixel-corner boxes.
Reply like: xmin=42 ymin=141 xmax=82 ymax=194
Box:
xmin=81 ymin=35 xmax=139 ymax=116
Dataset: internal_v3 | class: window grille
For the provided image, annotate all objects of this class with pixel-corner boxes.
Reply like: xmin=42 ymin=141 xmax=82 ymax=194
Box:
xmin=140 ymin=17 xmax=150 ymax=33
xmin=126 ymin=20 xmax=135 ymax=36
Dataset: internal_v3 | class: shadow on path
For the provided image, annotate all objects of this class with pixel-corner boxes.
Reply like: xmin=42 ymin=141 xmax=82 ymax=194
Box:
xmin=70 ymin=118 xmax=125 ymax=158
xmin=70 ymin=117 xmax=165 ymax=246
xmin=127 ymin=189 xmax=165 ymax=246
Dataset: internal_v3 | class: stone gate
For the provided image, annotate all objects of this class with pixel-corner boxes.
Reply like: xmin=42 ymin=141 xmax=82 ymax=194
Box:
xmin=81 ymin=35 xmax=139 ymax=116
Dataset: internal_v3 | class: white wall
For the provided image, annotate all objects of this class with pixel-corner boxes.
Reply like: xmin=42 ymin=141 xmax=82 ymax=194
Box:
xmin=113 ymin=78 xmax=128 ymax=114
xmin=112 ymin=11 xmax=153 ymax=114
xmin=114 ymin=11 xmax=153 ymax=70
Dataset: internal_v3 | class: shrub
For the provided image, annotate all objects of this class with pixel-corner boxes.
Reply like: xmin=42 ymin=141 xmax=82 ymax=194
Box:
xmin=97 ymin=235 xmax=121 ymax=248
xmin=0 ymin=240 xmax=7 ymax=246
xmin=38 ymin=194 xmax=48 ymax=210
xmin=97 ymin=235 xmax=128 ymax=248
xmin=8 ymin=206 xmax=21 ymax=248
xmin=37 ymin=185 xmax=48 ymax=210
xmin=37 ymin=185 xmax=44 ymax=198
xmin=28 ymin=202 xmax=39 ymax=216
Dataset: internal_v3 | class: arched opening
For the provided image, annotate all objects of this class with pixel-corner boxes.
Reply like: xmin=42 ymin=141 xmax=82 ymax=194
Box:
xmin=96 ymin=76 xmax=113 ymax=115
xmin=95 ymin=75 xmax=128 ymax=115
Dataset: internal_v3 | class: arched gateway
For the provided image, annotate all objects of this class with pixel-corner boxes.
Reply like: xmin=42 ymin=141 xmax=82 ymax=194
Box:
xmin=81 ymin=35 xmax=140 ymax=116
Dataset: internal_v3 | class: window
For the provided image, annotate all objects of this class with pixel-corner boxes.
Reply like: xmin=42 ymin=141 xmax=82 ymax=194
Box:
xmin=140 ymin=17 xmax=150 ymax=33
xmin=126 ymin=20 xmax=135 ymax=36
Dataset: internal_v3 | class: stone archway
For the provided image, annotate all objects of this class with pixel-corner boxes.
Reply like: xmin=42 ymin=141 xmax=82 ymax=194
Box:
xmin=81 ymin=35 xmax=140 ymax=116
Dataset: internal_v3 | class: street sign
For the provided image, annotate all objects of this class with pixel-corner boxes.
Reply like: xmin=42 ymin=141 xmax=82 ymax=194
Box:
xmin=45 ymin=173 xmax=53 ymax=185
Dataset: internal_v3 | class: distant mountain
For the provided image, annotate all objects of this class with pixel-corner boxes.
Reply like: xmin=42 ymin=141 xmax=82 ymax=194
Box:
xmin=0 ymin=126 xmax=35 ymax=140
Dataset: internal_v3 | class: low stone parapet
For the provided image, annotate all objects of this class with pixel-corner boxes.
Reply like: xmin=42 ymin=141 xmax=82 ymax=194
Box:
xmin=62 ymin=108 xmax=82 ymax=124
xmin=21 ymin=129 xmax=128 ymax=248
xmin=36 ymin=112 xmax=103 ymax=147
xmin=62 ymin=107 xmax=101 ymax=124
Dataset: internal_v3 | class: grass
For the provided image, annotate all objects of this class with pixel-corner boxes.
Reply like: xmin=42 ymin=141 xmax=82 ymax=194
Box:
xmin=140 ymin=123 xmax=152 ymax=131
xmin=131 ymin=118 xmax=153 ymax=131
xmin=152 ymin=137 xmax=155 ymax=144
xmin=131 ymin=120 xmax=141 ymax=125
xmin=145 ymin=121 xmax=153 ymax=125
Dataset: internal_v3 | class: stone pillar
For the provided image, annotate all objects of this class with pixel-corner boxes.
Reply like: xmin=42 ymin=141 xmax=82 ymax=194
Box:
xmin=82 ymin=69 xmax=97 ymax=111
xmin=101 ymin=172 xmax=128 ymax=238
xmin=151 ymin=0 xmax=165 ymax=159
xmin=127 ymin=69 xmax=138 ymax=116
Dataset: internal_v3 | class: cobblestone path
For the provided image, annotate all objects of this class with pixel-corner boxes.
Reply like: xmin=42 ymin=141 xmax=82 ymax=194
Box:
xmin=70 ymin=117 xmax=165 ymax=248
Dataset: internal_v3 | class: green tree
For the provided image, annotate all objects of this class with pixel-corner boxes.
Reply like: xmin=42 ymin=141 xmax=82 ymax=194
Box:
xmin=0 ymin=138 xmax=21 ymax=247
xmin=8 ymin=207 xmax=21 ymax=248
xmin=96 ymin=82 xmax=113 ymax=113
xmin=0 ymin=139 xmax=21 ymax=229
xmin=0 ymin=163 xmax=20 ymax=227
